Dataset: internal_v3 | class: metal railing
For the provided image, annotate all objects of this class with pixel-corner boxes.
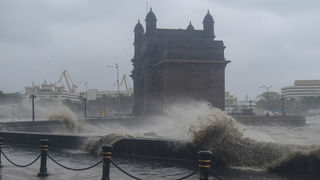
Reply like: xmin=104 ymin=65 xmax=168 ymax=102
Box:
xmin=0 ymin=137 xmax=221 ymax=180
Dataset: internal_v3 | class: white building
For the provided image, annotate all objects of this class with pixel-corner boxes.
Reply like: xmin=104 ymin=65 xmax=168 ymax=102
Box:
xmin=225 ymin=92 xmax=238 ymax=107
xmin=281 ymin=80 xmax=320 ymax=99
xmin=86 ymin=89 xmax=133 ymax=101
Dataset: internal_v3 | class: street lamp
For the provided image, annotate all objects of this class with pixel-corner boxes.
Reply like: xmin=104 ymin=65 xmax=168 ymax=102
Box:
xmin=79 ymin=81 xmax=88 ymax=120
xmin=79 ymin=81 xmax=88 ymax=98
xmin=259 ymin=84 xmax=272 ymax=93
xmin=107 ymin=64 xmax=120 ymax=117
xmin=259 ymin=84 xmax=272 ymax=111
xmin=249 ymin=100 xmax=253 ymax=108
xmin=83 ymin=97 xmax=87 ymax=121
xmin=11 ymin=103 xmax=16 ymax=121
xmin=29 ymin=94 xmax=36 ymax=122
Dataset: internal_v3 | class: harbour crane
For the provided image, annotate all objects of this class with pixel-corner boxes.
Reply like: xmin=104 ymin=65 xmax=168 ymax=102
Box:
xmin=120 ymin=74 xmax=133 ymax=95
xmin=57 ymin=70 xmax=78 ymax=93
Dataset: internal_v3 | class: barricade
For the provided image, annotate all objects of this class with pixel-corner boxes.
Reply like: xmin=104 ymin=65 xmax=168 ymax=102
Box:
xmin=0 ymin=137 xmax=221 ymax=179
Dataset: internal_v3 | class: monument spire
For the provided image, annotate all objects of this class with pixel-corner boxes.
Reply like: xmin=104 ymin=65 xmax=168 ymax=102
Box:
xmin=145 ymin=8 xmax=157 ymax=33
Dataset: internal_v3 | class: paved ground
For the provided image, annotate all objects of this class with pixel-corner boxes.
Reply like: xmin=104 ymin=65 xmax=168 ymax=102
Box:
xmin=0 ymin=162 xmax=134 ymax=180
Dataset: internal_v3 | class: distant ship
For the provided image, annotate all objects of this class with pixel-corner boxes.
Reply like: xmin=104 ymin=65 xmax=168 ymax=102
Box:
xmin=24 ymin=70 xmax=80 ymax=103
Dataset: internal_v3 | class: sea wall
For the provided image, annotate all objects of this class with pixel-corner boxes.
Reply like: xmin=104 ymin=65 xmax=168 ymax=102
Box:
xmin=113 ymin=138 xmax=195 ymax=160
xmin=0 ymin=120 xmax=62 ymax=132
xmin=233 ymin=115 xmax=306 ymax=126
xmin=0 ymin=131 xmax=195 ymax=160
xmin=0 ymin=118 xmax=196 ymax=160
xmin=0 ymin=117 xmax=146 ymax=133
xmin=0 ymin=131 xmax=86 ymax=149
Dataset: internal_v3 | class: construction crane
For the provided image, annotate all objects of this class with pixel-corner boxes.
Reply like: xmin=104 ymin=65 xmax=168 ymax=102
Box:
xmin=120 ymin=74 xmax=133 ymax=95
xmin=57 ymin=70 xmax=77 ymax=93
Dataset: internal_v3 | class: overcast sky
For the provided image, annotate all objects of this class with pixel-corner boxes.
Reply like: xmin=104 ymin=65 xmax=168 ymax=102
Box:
xmin=1 ymin=0 xmax=319 ymax=100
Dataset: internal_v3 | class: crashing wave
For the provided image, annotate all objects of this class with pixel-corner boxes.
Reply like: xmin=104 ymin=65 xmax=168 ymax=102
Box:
xmin=189 ymin=107 xmax=300 ymax=167
xmin=268 ymin=146 xmax=320 ymax=176
xmin=83 ymin=133 xmax=131 ymax=154
xmin=48 ymin=109 xmax=81 ymax=132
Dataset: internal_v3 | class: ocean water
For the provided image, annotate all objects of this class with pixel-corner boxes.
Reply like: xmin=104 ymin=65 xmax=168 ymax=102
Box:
xmin=1 ymin=102 xmax=320 ymax=179
xmin=242 ymin=116 xmax=320 ymax=145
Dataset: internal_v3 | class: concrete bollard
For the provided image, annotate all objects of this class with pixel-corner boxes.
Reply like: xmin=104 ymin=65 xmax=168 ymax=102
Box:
xmin=198 ymin=150 xmax=212 ymax=180
xmin=37 ymin=139 xmax=49 ymax=177
xmin=0 ymin=137 xmax=3 ymax=168
xmin=101 ymin=145 xmax=113 ymax=180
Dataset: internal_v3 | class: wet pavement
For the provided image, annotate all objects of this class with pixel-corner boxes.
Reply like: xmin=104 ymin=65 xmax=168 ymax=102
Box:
xmin=0 ymin=145 xmax=312 ymax=180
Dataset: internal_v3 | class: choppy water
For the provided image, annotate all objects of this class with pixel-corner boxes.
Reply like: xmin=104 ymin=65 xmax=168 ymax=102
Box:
xmin=242 ymin=116 xmax=320 ymax=145
xmin=1 ymin=102 xmax=320 ymax=179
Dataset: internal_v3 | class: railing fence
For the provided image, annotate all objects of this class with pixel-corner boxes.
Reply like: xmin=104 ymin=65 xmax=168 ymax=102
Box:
xmin=0 ymin=137 xmax=221 ymax=180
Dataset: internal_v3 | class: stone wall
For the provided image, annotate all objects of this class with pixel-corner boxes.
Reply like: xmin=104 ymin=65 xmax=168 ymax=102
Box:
xmin=0 ymin=131 xmax=86 ymax=149
xmin=0 ymin=131 xmax=196 ymax=160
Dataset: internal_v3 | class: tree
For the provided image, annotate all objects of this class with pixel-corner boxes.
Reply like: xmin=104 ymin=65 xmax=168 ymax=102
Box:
xmin=256 ymin=91 xmax=282 ymax=112
xmin=256 ymin=93 xmax=320 ymax=115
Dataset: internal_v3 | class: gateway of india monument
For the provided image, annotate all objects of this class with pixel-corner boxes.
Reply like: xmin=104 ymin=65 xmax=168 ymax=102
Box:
xmin=131 ymin=9 xmax=230 ymax=114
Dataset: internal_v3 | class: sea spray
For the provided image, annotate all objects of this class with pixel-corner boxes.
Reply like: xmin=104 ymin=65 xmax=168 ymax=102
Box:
xmin=80 ymin=101 xmax=301 ymax=167
xmin=0 ymin=103 xmax=32 ymax=120
xmin=77 ymin=102 xmax=298 ymax=167
xmin=83 ymin=134 xmax=131 ymax=154
xmin=74 ymin=101 xmax=233 ymax=139
xmin=42 ymin=100 xmax=315 ymax=172
xmin=0 ymin=101 xmax=78 ymax=121
xmin=148 ymin=101 xmax=218 ymax=139
xmin=188 ymin=105 xmax=299 ymax=167
xmin=48 ymin=107 xmax=81 ymax=133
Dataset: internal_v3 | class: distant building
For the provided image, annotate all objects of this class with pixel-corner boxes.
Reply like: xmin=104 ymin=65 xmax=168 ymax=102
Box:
xmin=131 ymin=9 xmax=230 ymax=114
xmin=281 ymin=80 xmax=320 ymax=99
xmin=85 ymin=89 xmax=133 ymax=101
xmin=225 ymin=92 xmax=238 ymax=107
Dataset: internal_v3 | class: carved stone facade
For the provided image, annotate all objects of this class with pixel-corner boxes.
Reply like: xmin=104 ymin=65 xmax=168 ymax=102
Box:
xmin=131 ymin=9 xmax=230 ymax=114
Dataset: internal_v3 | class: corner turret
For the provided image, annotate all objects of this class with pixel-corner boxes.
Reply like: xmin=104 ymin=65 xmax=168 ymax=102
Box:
xmin=203 ymin=10 xmax=215 ymax=38
xmin=134 ymin=20 xmax=144 ymax=57
xmin=145 ymin=8 xmax=157 ymax=33
xmin=134 ymin=20 xmax=144 ymax=43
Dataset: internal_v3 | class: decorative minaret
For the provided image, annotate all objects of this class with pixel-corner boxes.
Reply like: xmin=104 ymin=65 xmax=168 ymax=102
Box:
xmin=186 ymin=21 xmax=195 ymax=31
xmin=203 ymin=10 xmax=215 ymax=38
xmin=134 ymin=20 xmax=144 ymax=57
xmin=145 ymin=8 xmax=157 ymax=34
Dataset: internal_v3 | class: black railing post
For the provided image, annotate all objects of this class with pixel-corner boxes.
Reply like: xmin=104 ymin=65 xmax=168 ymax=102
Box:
xmin=199 ymin=150 xmax=212 ymax=180
xmin=30 ymin=94 xmax=36 ymax=122
xmin=101 ymin=145 xmax=113 ymax=180
xmin=37 ymin=139 xmax=49 ymax=177
xmin=0 ymin=137 xmax=3 ymax=168
xmin=84 ymin=97 xmax=87 ymax=121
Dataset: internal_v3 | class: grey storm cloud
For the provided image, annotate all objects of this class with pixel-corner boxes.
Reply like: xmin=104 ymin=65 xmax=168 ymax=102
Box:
xmin=0 ymin=0 xmax=320 ymax=100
